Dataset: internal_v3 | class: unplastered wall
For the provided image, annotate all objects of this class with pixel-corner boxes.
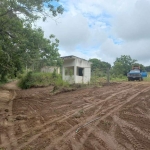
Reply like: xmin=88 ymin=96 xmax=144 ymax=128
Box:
xmin=41 ymin=66 xmax=60 ymax=74
xmin=75 ymin=68 xmax=91 ymax=84
xmin=63 ymin=75 xmax=75 ymax=84
xmin=63 ymin=59 xmax=75 ymax=67
xmin=75 ymin=58 xmax=91 ymax=68
xmin=62 ymin=59 xmax=75 ymax=82
xmin=83 ymin=67 xmax=91 ymax=83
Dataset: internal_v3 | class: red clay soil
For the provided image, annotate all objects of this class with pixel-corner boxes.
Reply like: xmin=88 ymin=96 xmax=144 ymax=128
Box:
xmin=1 ymin=81 xmax=150 ymax=150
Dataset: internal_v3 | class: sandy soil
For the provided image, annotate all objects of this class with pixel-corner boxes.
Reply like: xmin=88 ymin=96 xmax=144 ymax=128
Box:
xmin=1 ymin=81 xmax=150 ymax=150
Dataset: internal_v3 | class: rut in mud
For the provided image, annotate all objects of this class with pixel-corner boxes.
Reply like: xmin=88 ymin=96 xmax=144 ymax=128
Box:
xmin=1 ymin=82 xmax=150 ymax=150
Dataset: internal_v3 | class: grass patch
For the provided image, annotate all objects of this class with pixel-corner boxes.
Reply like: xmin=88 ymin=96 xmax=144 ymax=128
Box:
xmin=110 ymin=77 xmax=127 ymax=82
xmin=110 ymin=72 xmax=150 ymax=82
xmin=18 ymin=71 xmax=69 ymax=89
xmin=90 ymin=75 xmax=127 ymax=85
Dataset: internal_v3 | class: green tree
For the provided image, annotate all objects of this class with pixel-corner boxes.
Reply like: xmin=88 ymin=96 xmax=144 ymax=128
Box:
xmin=132 ymin=63 xmax=145 ymax=71
xmin=89 ymin=58 xmax=111 ymax=72
xmin=89 ymin=58 xmax=101 ymax=72
xmin=145 ymin=66 xmax=150 ymax=72
xmin=0 ymin=0 xmax=63 ymax=21
xmin=0 ymin=0 xmax=63 ymax=81
xmin=112 ymin=55 xmax=137 ymax=76
xmin=89 ymin=58 xmax=111 ymax=78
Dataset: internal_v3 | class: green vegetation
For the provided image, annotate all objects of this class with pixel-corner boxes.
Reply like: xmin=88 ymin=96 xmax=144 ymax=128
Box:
xmin=89 ymin=55 xmax=150 ymax=84
xmin=111 ymin=55 xmax=137 ymax=76
xmin=18 ymin=54 xmax=150 ymax=89
xmin=0 ymin=0 xmax=64 ymax=83
xmin=89 ymin=58 xmax=111 ymax=73
xmin=18 ymin=71 xmax=68 ymax=89
xmin=110 ymin=76 xmax=127 ymax=82
xmin=89 ymin=59 xmax=110 ymax=85
xmin=111 ymin=55 xmax=146 ymax=77
xmin=145 ymin=66 xmax=150 ymax=72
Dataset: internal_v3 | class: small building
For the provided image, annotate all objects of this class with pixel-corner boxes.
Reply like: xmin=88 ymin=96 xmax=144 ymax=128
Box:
xmin=61 ymin=55 xmax=92 ymax=84
xmin=41 ymin=66 xmax=60 ymax=74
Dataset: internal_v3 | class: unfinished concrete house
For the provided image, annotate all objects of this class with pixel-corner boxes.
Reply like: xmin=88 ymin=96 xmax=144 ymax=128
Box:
xmin=61 ymin=55 xmax=92 ymax=84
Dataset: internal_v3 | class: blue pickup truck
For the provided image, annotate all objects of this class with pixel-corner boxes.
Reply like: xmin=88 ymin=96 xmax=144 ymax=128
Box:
xmin=127 ymin=68 xmax=147 ymax=81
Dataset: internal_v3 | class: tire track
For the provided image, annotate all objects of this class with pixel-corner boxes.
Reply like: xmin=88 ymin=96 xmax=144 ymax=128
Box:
xmin=10 ymin=85 xmax=131 ymax=149
xmin=43 ymin=84 xmax=148 ymax=150
xmin=114 ymin=116 xmax=150 ymax=140
xmin=44 ymin=87 xmax=133 ymax=149
xmin=2 ymin=82 xmax=149 ymax=150
xmin=113 ymin=116 xmax=144 ymax=150
xmin=14 ymin=98 xmax=97 ymax=149
xmin=122 ymin=112 xmax=150 ymax=120
xmin=121 ymin=128 xmax=144 ymax=150
xmin=68 ymin=86 xmax=150 ymax=150
xmin=76 ymin=86 xmax=150 ymax=133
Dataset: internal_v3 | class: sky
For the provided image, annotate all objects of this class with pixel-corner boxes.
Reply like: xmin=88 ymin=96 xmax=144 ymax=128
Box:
xmin=37 ymin=0 xmax=150 ymax=66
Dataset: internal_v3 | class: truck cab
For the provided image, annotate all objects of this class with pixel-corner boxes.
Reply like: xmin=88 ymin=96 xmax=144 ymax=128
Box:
xmin=127 ymin=66 xmax=147 ymax=81
xmin=127 ymin=69 xmax=142 ymax=81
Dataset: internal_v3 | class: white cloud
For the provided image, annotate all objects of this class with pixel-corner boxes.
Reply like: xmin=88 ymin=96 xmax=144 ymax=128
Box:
xmin=114 ymin=0 xmax=150 ymax=41
xmin=38 ymin=13 xmax=90 ymax=50
xmin=37 ymin=11 xmax=108 ymax=51
xmin=37 ymin=0 xmax=150 ymax=66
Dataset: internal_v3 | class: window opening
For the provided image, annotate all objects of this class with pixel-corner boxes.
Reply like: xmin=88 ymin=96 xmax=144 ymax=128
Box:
xmin=77 ymin=67 xmax=84 ymax=76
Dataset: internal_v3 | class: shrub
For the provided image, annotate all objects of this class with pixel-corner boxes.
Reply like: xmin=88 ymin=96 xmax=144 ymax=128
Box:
xmin=18 ymin=71 xmax=69 ymax=89
xmin=18 ymin=71 xmax=34 ymax=89
xmin=54 ymin=76 xmax=69 ymax=87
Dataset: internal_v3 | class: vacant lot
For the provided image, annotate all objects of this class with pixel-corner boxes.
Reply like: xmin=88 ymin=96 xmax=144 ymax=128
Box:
xmin=1 ymin=81 xmax=150 ymax=150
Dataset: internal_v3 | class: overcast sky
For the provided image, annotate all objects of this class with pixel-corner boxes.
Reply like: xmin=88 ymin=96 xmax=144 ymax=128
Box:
xmin=37 ymin=0 xmax=150 ymax=65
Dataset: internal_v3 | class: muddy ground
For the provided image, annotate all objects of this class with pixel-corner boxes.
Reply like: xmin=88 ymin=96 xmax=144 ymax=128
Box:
xmin=1 ymin=81 xmax=150 ymax=150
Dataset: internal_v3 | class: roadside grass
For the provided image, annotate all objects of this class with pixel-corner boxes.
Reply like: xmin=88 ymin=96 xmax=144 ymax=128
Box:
xmin=110 ymin=76 xmax=127 ymax=82
xmin=18 ymin=71 xmax=69 ymax=89
xmin=18 ymin=71 xmax=150 ymax=90
xmin=91 ymin=75 xmax=127 ymax=85
xmin=110 ymin=72 xmax=150 ymax=82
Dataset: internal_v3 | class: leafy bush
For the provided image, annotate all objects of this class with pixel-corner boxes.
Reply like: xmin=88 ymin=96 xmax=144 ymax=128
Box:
xmin=18 ymin=71 xmax=69 ymax=89
xmin=54 ymin=76 xmax=69 ymax=87
xmin=18 ymin=71 xmax=34 ymax=89
xmin=0 ymin=74 xmax=8 ymax=83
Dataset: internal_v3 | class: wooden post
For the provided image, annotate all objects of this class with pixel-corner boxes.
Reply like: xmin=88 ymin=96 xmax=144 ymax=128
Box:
xmin=107 ymin=68 xmax=110 ymax=84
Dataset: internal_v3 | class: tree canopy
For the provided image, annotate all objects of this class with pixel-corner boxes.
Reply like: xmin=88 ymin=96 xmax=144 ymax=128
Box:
xmin=89 ymin=55 xmax=148 ymax=78
xmin=145 ymin=66 xmax=150 ymax=72
xmin=112 ymin=55 xmax=137 ymax=76
xmin=89 ymin=58 xmax=111 ymax=72
xmin=0 ymin=0 xmax=63 ymax=81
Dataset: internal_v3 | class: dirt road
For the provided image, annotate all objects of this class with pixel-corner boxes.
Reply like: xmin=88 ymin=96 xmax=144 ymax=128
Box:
xmin=1 ymin=82 xmax=150 ymax=150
